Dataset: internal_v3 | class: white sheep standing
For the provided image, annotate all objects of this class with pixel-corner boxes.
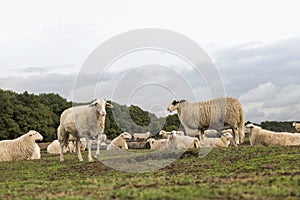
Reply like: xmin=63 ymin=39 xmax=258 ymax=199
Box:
xmin=58 ymin=99 xmax=113 ymax=162
xmin=167 ymin=97 xmax=244 ymax=145
xmin=202 ymin=132 xmax=233 ymax=148
xmin=159 ymin=130 xmax=172 ymax=139
xmin=146 ymin=138 xmax=169 ymax=150
xmin=0 ymin=130 xmax=43 ymax=162
xmin=106 ymin=132 xmax=132 ymax=150
xmin=171 ymin=130 xmax=185 ymax=136
xmin=292 ymin=122 xmax=300 ymax=133
xmin=245 ymin=123 xmax=300 ymax=146
xmin=132 ymin=132 xmax=151 ymax=141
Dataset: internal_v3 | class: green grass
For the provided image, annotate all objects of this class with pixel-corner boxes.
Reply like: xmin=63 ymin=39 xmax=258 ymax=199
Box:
xmin=0 ymin=146 xmax=300 ymax=199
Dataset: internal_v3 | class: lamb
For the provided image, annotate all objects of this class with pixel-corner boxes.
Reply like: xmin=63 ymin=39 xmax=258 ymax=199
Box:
xmin=169 ymin=132 xmax=201 ymax=149
xmin=133 ymin=132 xmax=151 ymax=141
xmin=292 ymin=122 xmax=300 ymax=133
xmin=0 ymin=130 xmax=43 ymax=162
xmin=167 ymin=97 xmax=245 ymax=145
xmin=106 ymin=132 xmax=132 ymax=150
xmin=146 ymin=138 xmax=169 ymax=150
xmin=47 ymin=140 xmax=68 ymax=154
xmin=245 ymin=124 xmax=300 ymax=146
xmin=202 ymin=132 xmax=233 ymax=148
xmin=159 ymin=130 xmax=172 ymax=139
xmin=58 ymin=99 xmax=113 ymax=162
xmin=171 ymin=130 xmax=185 ymax=136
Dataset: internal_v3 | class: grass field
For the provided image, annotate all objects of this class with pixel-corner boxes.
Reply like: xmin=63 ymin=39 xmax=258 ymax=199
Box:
xmin=0 ymin=144 xmax=300 ymax=200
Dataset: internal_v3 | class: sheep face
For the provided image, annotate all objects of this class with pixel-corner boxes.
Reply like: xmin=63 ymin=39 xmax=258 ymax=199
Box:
xmin=222 ymin=132 xmax=233 ymax=139
xmin=167 ymin=100 xmax=180 ymax=112
xmin=27 ymin=130 xmax=43 ymax=141
xmin=89 ymin=99 xmax=113 ymax=117
xmin=121 ymin=132 xmax=132 ymax=140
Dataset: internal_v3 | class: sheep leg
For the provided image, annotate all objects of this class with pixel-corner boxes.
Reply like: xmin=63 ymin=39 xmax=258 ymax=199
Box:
xmin=95 ymin=135 xmax=101 ymax=159
xmin=86 ymin=138 xmax=93 ymax=162
xmin=59 ymin=143 xmax=65 ymax=162
xmin=239 ymin=125 xmax=245 ymax=144
xmin=232 ymin=128 xmax=239 ymax=146
xmin=76 ymin=138 xmax=84 ymax=162
xmin=197 ymin=128 xmax=204 ymax=141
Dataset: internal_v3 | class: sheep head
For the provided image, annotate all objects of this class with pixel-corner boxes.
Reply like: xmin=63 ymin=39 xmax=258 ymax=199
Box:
xmin=222 ymin=132 xmax=233 ymax=140
xmin=120 ymin=132 xmax=132 ymax=140
xmin=89 ymin=99 xmax=113 ymax=117
xmin=27 ymin=130 xmax=43 ymax=141
xmin=167 ymin=99 xmax=180 ymax=112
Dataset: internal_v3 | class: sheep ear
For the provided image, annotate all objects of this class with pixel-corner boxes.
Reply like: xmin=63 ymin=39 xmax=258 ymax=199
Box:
xmin=106 ymin=103 xmax=113 ymax=108
xmin=89 ymin=101 xmax=98 ymax=107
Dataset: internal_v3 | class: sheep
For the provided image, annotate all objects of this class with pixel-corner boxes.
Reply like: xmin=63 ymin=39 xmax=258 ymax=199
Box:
xmin=146 ymin=138 xmax=169 ymax=150
xmin=0 ymin=130 xmax=43 ymax=162
xmin=58 ymin=99 xmax=113 ymax=162
xmin=167 ymin=97 xmax=245 ymax=145
xmin=106 ymin=132 xmax=132 ymax=150
xmin=132 ymin=132 xmax=151 ymax=141
xmin=159 ymin=130 xmax=172 ymax=139
xmin=202 ymin=132 xmax=233 ymax=148
xmin=168 ymin=132 xmax=201 ymax=149
xmin=171 ymin=130 xmax=185 ymax=136
xmin=245 ymin=124 xmax=300 ymax=146
xmin=47 ymin=139 xmax=85 ymax=154
xmin=47 ymin=140 xmax=68 ymax=154
xmin=292 ymin=122 xmax=300 ymax=133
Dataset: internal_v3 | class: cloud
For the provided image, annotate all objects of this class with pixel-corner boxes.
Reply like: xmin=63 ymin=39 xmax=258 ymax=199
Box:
xmin=215 ymin=37 xmax=300 ymax=97
xmin=240 ymin=82 xmax=300 ymax=123
xmin=0 ymin=73 xmax=75 ymax=98
xmin=1 ymin=37 xmax=300 ymax=122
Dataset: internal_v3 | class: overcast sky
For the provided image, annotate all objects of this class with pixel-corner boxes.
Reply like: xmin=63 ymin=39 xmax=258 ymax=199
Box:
xmin=1 ymin=0 xmax=300 ymax=123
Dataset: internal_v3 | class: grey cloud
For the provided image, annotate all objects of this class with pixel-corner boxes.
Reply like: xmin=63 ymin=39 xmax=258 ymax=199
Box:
xmin=215 ymin=37 xmax=300 ymax=97
xmin=0 ymin=73 xmax=75 ymax=98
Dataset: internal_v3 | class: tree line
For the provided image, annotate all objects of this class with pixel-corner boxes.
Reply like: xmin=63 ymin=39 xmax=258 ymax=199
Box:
xmin=0 ymin=89 xmax=297 ymax=142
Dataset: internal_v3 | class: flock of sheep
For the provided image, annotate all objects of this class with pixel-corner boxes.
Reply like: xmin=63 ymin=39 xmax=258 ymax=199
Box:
xmin=1 ymin=97 xmax=300 ymax=163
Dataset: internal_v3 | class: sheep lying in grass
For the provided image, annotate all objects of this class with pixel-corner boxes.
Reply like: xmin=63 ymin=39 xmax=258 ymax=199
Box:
xmin=169 ymin=132 xmax=201 ymax=149
xmin=167 ymin=97 xmax=244 ymax=145
xmin=106 ymin=132 xmax=132 ymax=150
xmin=47 ymin=139 xmax=85 ymax=154
xmin=245 ymin=124 xmax=300 ymax=146
xmin=133 ymin=132 xmax=151 ymax=141
xmin=146 ymin=138 xmax=169 ymax=150
xmin=292 ymin=122 xmax=300 ymax=133
xmin=202 ymin=132 xmax=233 ymax=148
xmin=0 ymin=130 xmax=43 ymax=162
